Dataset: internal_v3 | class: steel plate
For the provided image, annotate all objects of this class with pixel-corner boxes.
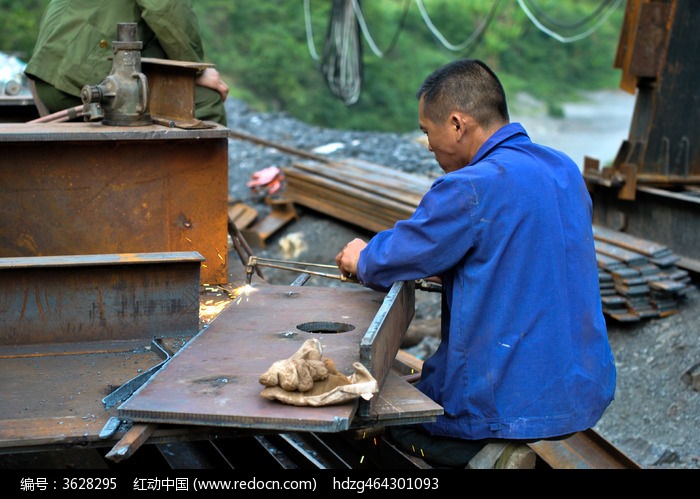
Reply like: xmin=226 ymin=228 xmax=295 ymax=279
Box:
xmin=119 ymin=284 xmax=400 ymax=432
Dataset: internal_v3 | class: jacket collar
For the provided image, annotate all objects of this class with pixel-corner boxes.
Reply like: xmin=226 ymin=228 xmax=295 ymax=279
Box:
xmin=469 ymin=122 xmax=530 ymax=166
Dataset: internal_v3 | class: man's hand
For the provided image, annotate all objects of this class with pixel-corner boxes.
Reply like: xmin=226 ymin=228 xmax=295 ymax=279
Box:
xmin=196 ymin=67 xmax=229 ymax=101
xmin=335 ymin=238 xmax=367 ymax=279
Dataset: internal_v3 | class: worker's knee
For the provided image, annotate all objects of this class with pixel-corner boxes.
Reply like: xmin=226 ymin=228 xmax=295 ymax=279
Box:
xmin=195 ymin=86 xmax=227 ymax=126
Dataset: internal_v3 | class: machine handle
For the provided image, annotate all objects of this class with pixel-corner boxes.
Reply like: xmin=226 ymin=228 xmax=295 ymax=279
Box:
xmin=133 ymin=72 xmax=148 ymax=113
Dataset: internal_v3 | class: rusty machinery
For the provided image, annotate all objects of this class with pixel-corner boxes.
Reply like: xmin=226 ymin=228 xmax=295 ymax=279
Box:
xmin=0 ymin=21 xmax=229 ymax=285
xmin=80 ymin=22 xmax=151 ymax=126
xmin=0 ymin=22 xmax=224 ymax=456
xmin=583 ymin=0 xmax=700 ymax=270
xmin=585 ymin=0 xmax=700 ymax=192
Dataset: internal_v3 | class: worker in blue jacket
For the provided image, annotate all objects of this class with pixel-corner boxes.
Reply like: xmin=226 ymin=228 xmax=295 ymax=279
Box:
xmin=336 ymin=59 xmax=616 ymax=467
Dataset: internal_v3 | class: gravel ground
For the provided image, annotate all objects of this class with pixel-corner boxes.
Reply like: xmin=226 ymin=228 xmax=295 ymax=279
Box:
xmin=225 ymin=98 xmax=700 ymax=470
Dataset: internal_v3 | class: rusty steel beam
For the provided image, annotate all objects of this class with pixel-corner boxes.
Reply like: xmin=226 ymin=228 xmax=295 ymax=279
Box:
xmin=358 ymin=280 xmax=415 ymax=417
xmin=142 ymin=58 xmax=215 ymax=129
xmin=0 ymin=122 xmax=229 ymax=285
xmin=529 ymin=429 xmax=642 ymax=469
xmin=590 ymin=184 xmax=700 ymax=268
xmin=0 ymin=252 xmax=203 ymax=345
xmin=615 ymin=0 xmax=700 ymax=179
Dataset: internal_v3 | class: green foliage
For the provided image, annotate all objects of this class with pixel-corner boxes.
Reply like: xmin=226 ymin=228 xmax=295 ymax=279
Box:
xmin=0 ymin=0 xmax=49 ymax=59
xmin=496 ymin=1 xmax=624 ymax=103
xmin=2 ymin=0 xmax=626 ymax=133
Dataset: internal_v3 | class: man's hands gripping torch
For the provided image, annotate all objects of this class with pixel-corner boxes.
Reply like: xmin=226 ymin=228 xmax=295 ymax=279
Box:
xmin=335 ymin=238 xmax=367 ymax=283
xmin=336 ymin=238 xmax=444 ymax=293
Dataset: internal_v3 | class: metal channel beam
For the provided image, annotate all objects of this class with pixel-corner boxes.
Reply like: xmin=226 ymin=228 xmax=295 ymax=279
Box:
xmin=142 ymin=58 xmax=213 ymax=128
xmin=0 ymin=122 xmax=229 ymax=284
xmin=359 ymin=281 xmax=415 ymax=417
xmin=0 ymin=252 xmax=203 ymax=345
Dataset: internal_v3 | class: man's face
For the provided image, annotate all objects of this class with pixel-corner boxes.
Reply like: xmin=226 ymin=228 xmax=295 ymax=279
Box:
xmin=418 ymin=96 xmax=467 ymax=173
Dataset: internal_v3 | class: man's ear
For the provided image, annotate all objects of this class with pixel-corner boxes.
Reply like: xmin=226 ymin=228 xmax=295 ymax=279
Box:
xmin=450 ymin=113 xmax=468 ymax=139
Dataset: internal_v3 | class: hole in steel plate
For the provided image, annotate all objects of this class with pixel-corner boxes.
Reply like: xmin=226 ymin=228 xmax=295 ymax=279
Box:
xmin=296 ymin=321 xmax=355 ymax=334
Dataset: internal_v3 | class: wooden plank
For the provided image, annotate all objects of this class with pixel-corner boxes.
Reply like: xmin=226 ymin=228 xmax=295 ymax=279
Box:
xmin=239 ymin=200 xmax=297 ymax=248
xmin=283 ymin=188 xmax=404 ymax=233
xmin=228 ymin=201 xmax=258 ymax=230
xmin=291 ymin=159 xmax=430 ymax=206
xmin=340 ymin=157 xmax=436 ymax=191
xmin=282 ymin=157 xmax=433 ymax=233
xmin=284 ymin=167 xmax=416 ymax=216
xmin=283 ymin=170 xmax=413 ymax=232
xmin=105 ymin=424 xmax=157 ymax=463
xmin=394 ymin=349 xmax=426 ymax=376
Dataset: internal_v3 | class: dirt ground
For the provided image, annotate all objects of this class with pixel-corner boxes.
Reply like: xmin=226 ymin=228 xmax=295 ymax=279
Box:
xmin=594 ymin=284 xmax=700 ymax=469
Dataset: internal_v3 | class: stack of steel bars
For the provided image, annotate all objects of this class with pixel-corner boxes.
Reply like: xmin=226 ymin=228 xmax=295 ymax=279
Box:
xmin=594 ymin=225 xmax=691 ymax=321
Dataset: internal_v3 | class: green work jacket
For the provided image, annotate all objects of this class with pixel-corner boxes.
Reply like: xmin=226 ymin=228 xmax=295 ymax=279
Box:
xmin=25 ymin=0 xmax=205 ymax=97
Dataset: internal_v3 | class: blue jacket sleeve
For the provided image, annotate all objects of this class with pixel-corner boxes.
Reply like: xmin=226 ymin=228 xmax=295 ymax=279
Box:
xmin=357 ymin=174 xmax=479 ymax=290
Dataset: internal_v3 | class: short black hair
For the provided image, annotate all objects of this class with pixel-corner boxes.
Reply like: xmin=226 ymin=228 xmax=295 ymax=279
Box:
xmin=417 ymin=59 xmax=509 ymax=128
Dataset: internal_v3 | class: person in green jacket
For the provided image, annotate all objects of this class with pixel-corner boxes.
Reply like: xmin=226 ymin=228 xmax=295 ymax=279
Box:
xmin=24 ymin=0 xmax=229 ymax=125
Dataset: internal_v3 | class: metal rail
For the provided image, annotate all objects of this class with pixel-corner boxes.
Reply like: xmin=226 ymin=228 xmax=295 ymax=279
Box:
xmin=528 ymin=429 xmax=641 ymax=469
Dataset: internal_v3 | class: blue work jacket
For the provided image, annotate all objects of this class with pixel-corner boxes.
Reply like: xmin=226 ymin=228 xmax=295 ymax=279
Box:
xmin=357 ymin=123 xmax=616 ymax=440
